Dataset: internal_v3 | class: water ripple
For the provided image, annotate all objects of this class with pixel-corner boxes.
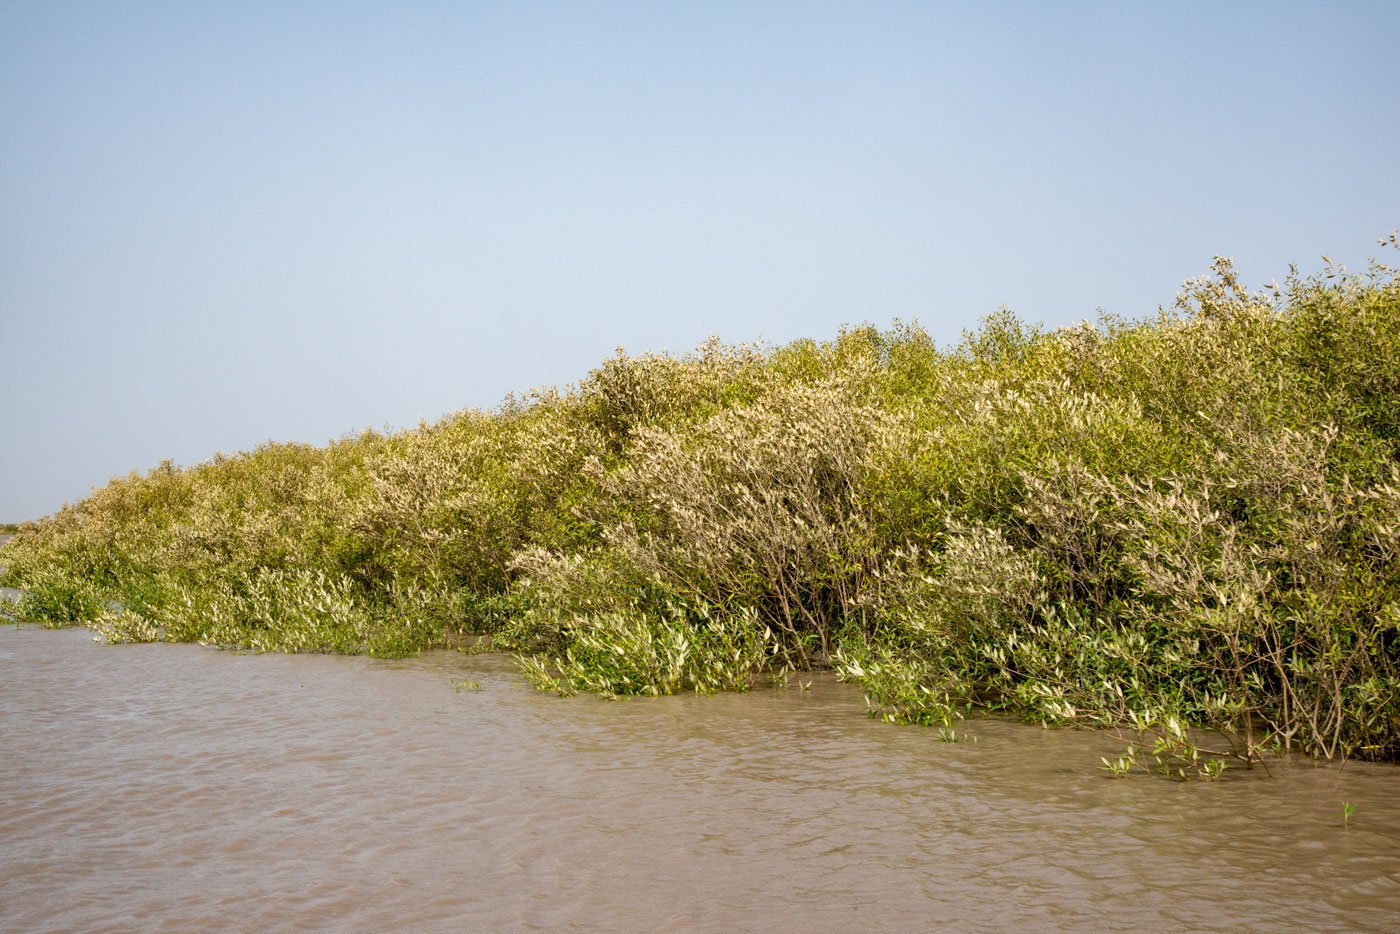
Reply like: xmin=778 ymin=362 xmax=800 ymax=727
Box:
xmin=3 ymin=626 xmax=1399 ymax=932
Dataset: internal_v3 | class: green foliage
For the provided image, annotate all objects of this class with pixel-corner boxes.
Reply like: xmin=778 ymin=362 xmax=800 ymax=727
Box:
xmin=5 ymin=566 xmax=106 ymax=627
xmin=839 ymin=249 xmax=1400 ymax=771
xmin=518 ymin=601 xmax=768 ymax=698
xmin=89 ymin=569 xmax=447 ymax=657
xmin=4 ymin=240 xmax=1399 ymax=774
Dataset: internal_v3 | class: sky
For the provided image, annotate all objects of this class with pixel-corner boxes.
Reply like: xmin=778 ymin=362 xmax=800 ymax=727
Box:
xmin=2 ymin=1 xmax=1397 ymax=521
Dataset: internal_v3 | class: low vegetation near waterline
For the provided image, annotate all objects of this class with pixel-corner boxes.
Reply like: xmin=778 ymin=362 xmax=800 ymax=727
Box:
xmin=4 ymin=240 xmax=1399 ymax=775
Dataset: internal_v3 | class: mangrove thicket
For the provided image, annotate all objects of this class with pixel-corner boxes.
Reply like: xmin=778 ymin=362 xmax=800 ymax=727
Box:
xmin=4 ymin=243 xmax=1399 ymax=776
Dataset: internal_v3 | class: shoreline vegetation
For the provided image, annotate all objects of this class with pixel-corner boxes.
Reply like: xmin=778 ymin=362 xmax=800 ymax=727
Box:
xmin=4 ymin=243 xmax=1399 ymax=778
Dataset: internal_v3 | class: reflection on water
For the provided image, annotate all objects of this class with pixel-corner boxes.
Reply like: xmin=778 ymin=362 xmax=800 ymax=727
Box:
xmin=3 ymin=625 xmax=1398 ymax=932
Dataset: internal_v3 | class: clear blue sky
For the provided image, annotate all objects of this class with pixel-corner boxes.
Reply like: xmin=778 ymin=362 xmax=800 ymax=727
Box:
xmin=2 ymin=1 xmax=1396 ymax=520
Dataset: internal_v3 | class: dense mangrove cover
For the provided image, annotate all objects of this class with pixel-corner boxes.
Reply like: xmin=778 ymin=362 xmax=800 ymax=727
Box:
xmin=5 ymin=246 xmax=1399 ymax=776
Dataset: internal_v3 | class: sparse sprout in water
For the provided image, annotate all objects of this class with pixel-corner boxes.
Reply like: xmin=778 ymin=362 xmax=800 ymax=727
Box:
xmin=1101 ymin=747 xmax=1137 ymax=777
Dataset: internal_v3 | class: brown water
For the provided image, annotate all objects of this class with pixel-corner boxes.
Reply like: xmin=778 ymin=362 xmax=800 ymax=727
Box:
xmin=3 ymin=626 xmax=1399 ymax=932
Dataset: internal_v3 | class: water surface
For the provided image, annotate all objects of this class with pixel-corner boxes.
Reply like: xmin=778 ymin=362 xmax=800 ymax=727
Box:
xmin=3 ymin=625 xmax=1398 ymax=931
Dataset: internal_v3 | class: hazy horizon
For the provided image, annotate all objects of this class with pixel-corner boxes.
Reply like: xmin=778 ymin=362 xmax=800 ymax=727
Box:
xmin=3 ymin=2 xmax=1397 ymax=521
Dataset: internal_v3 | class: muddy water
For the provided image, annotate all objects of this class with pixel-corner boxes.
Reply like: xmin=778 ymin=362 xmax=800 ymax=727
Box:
xmin=2 ymin=627 xmax=1398 ymax=932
